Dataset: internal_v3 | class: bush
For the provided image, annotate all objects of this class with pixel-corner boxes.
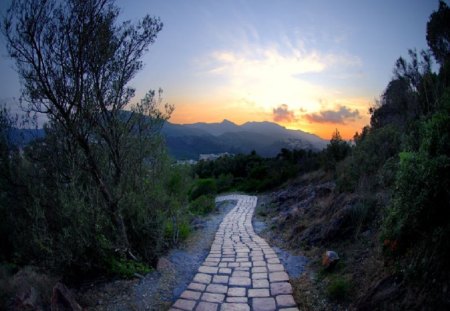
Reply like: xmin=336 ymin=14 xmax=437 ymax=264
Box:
xmin=189 ymin=195 xmax=215 ymax=215
xmin=382 ymin=111 xmax=450 ymax=279
xmin=216 ymin=173 xmax=234 ymax=192
xmin=189 ymin=179 xmax=217 ymax=201
xmin=326 ymin=275 xmax=353 ymax=301
xmin=349 ymin=197 xmax=376 ymax=238
xmin=108 ymin=258 xmax=152 ymax=278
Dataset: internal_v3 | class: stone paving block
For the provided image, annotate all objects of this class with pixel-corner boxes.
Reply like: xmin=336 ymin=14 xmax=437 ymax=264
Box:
xmin=187 ymin=282 xmax=206 ymax=292
xmin=266 ymin=258 xmax=280 ymax=264
xmin=206 ymin=257 xmax=221 ymax=262
xmin=270 ymin=282 xmax=293 ymax=295
xmin=195 ymin=301 xmax=218 ymax=311
xmin=193 ymin=273 xmax=212 ymax=284
xmin=227 ymin=287 xmax=246 ymax=296
xmin=222 ymin=258 xmax=235 ymax=262
xmin=276 ymin=295 xmax=296 ymax=307
xmin=232 ymin=271 xmax=250 ymax=278
xmin=253 ymin=261 xmax=266 ymax=267
xmin=206 ymin=283 xmax=228 ymax=294
xmin=279 ymin=308 xmax=300 ymax=311
xmin=213 ymin=275 xmax=229 ymax=284
xmin=252 ymin=272 xmax=268 ymax=280
xmin=198 ymin=266 xmax=219 ymax=274
xmin=252 ymin=266 xmax=267 ymax=273
xmin=264 ymin=254 xmax=277 ymax=259
xmin=226 ymin=297 xmax=248 ymax=303
xmin=229 ymin=276 xmax=251 ymax=286
xmin=180 ymin=290 xmax=202 ymax=300
xmin=267 ymin=263 xmax=284 ymax=272
xmin=252 ymin=279 xmax=269 ymax=288
xmin=173 ymin=299 xmax=197 ymax=310
xmin=248 ymin=288 xmax=270 ymax=297
xmin=269 ymin=271 xmax=289 ymax=282
xmin=219 ymin=268 xmax=231 ymax=274
xmin=201 ymin=292 xmax=225 ymax=303
xmin=235 ymin=267 xmax=249 ymax=271
xmin=252 ymin=297 xmax=276 ymax=311
xmin=220 ymin=302 xmax=250 ymax=310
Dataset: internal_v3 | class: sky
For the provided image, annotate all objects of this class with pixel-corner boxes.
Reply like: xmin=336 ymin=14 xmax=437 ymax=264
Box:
xmin=0 ymin=0 xmax=443 ymax=139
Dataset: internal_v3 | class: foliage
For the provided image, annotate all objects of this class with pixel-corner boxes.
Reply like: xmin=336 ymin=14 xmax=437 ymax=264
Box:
xmin=0 ymin=0 xmax=194 ymax=280
xmin=194 ymin=148 xmax=320 ymax=193
xmin=326 ymin=275 xmax=353 ymax=301
xmin=2 ymin=0 xmax=171 ymax=256
xmin=321 ymin=129 xmax=351 ymax=172
xmin=189 ymin=178 xmax=217 ymax=201
xmin=426 ymin=1 xmax=450 ymax=66
xmin=189 ymin=195 xmax=216 ymax=216
xmin=377 ymin=2 xmax=450 ymax=284
xmin=382 ymin=111 xmax=450 ymax=276
xmin=108 ymin=258 xmax=152 ymax=278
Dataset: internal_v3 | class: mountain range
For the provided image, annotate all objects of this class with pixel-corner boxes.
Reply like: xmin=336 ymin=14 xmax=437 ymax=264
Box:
xmin=162 ymin=119 xmax=327 ymax=160
xmin=8 ymin=119 xmax=328 ymax=160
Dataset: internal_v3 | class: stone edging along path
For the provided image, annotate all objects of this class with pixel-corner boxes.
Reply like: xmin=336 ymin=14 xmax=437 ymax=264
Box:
xmin=170 ymin=194 xmax=299 ymax=311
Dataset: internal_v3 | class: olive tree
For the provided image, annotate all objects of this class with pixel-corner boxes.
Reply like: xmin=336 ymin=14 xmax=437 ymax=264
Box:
xmin=3 ymin=0 xmax=170 ymax=256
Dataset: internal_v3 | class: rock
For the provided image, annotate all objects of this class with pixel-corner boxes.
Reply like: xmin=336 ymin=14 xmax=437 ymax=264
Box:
xmin=14 ymin=286 xmax=41 ymax=310
xmin=51 ymin=282 xmax=82 ymax=311
xmin=315 ymin=182 xmax=335 ymax=197
xmin=322 ymin=250 xmax=340 ymax=270
xmin=157 ymin=257 xmax=174 ymax=272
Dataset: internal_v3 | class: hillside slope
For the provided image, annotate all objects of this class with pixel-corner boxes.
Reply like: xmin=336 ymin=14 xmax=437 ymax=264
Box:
xmin=162 ymin=119 xmax=327 ymax=159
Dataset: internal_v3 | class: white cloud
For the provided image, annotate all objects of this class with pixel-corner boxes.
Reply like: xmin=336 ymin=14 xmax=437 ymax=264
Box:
xmin=198 ymin=43 xmax=362 ymax=114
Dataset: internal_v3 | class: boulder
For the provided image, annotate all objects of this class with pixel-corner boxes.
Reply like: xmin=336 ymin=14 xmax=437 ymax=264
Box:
xmin=51 ymin=282 xmax=82 ymax=311
xmin=322 ymin=250 xmax=340 ymax=270
xmin=14 ymin=286 xmax=41 ymax=310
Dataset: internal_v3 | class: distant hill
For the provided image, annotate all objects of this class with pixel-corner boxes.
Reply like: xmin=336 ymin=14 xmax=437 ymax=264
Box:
xmin=162 ymin=119 xmax=327 ymax=160
xmin=7 ymin=119 xmax=328 ymax=160
xmin=8 ymin=128 xmax=45 ymax=147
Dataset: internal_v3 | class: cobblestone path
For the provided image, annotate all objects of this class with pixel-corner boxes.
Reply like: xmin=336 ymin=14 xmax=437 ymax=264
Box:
xmin=170 ymin=194 xmax=299 ymax=311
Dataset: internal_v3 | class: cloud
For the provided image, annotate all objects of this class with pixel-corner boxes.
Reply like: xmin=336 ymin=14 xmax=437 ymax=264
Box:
xmin=273 ymin=104 xmax=296 ymax=122
xmin=304 ymin=105 xmax=361 ymax=124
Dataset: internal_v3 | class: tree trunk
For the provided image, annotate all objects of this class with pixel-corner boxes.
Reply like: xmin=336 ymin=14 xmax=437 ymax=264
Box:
xmin=76 ymin=134 xmax=131 ymax=253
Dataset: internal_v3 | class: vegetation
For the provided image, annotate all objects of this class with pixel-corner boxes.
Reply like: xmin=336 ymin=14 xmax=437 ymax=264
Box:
xmin=325 ymin=275 xmax=353 ymax=302
xmin=194 ymin=148 xmax=320 ymax=192
xmin=0 ymin=0 xmax=196 ymax=283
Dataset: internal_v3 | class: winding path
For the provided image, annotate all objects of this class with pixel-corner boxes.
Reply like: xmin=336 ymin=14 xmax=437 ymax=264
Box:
xmin=170 ymin=195 xmax=299 ymax=311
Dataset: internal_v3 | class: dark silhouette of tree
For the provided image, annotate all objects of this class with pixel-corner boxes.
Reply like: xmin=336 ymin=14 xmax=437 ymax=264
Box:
xmin=322 ymin=129 xmax=351 ymax=171
xmin=2 ymin=0 xmax=168 ymax=256
xmin=427 ymin=1 xmax=450 ymax=66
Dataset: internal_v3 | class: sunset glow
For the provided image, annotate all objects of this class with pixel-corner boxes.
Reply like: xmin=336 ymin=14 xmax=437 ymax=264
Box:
xmin=0 ymin=0 xmax=439 ymax=140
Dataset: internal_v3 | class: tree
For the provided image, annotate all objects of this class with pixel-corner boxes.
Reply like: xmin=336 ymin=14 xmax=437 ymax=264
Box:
xmin=322 ymin=129 xmax=351 ymax=171
xmin=2 ymin=0 xmax=170 ymax=256
xmin=427 ymin=1 xmax=450 ymax=66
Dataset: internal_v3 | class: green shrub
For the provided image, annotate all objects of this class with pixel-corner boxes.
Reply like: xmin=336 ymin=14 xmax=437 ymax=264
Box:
xmin=216 ymin=173 xmax=234 ymax=192
xmin=178 ymin=222 xmax=191 ymax=240
xmin=189 ymin=195 xmax=215 ymax=215
xmin=382 ymin=111 xmax=450 ymax=279
xmin=189 ymin=179 xmax=217 ymax=201
xmin=108 ymin=258 xmax=152 ymax=278
xmin=326 ymin=275 xmax=352 ymax=301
